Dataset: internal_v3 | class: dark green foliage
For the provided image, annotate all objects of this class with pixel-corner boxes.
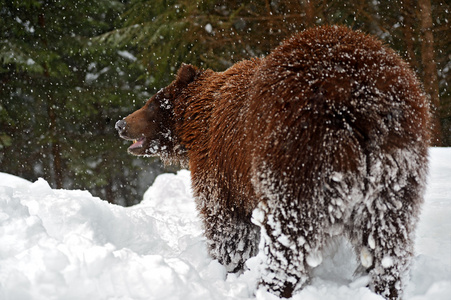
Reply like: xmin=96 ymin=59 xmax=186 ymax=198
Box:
xmin=102 ymin=0 xmax=450 ymax=130
xmin=0 ymin=0 xmax=164 ymax=205
xmin=1 ymin=0 xmax=449 ymax=206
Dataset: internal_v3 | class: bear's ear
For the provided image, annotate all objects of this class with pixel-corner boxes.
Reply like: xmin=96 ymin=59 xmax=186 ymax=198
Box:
xmin=176 ymin=63 xmax=198 ymax=86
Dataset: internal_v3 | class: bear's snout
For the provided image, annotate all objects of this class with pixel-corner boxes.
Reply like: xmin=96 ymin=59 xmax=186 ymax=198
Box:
xmin=115 ymin=119 xmax=126 ymax=135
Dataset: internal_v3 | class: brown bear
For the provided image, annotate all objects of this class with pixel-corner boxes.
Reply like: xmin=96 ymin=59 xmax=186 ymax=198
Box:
xmin=115 ymin=25 xmax=429 ymax=299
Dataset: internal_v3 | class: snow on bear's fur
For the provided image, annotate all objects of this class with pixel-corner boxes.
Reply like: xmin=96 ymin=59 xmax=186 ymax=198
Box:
xmin=116 ymin=26 xmax=430 ymax=299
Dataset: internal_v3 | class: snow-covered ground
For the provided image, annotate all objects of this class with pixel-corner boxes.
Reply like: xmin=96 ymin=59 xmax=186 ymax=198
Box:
xmin=0 ymin=148 xmax=450 ymax=300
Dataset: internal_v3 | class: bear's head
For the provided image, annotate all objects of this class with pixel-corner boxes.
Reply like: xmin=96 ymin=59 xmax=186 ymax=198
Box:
xmin=115 ymin=63 xmax=199 ymax=166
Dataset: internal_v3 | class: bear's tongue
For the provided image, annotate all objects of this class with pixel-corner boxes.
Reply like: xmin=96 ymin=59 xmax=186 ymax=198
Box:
xmin=129 ymin=137 xmax=144 ymax=150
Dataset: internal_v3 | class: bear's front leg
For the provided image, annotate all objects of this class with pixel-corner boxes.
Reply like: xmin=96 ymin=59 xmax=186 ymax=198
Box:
xmin=201 ymin=205 xmax=260 ymax=273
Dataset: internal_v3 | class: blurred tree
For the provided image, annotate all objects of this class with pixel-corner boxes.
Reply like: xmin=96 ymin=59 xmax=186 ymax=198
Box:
xmin=1 ymin=0 xmax=450 ymax=207
xmin=0 ymin=0 xmax=165 ymax=205
xmin=94 ymin=0 xmax=310 ymax=90
xmin=101 ymin=0 xmax=449 ymax=145
xmin=419 ymin=0 xmax=441 ymax=145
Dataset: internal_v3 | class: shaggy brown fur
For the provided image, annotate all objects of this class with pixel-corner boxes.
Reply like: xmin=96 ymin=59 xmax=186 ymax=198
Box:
xmin=116 ymin=26 xmax=429 ymax=299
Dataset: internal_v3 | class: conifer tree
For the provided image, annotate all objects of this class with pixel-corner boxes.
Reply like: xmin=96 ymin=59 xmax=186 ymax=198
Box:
xmin=0 ymin=0 xmax=161 ymax=205
xmin=1 ymin=0 xmax=449 ymax=206
xmin=108 ymin=0 xmax=449 ymax=145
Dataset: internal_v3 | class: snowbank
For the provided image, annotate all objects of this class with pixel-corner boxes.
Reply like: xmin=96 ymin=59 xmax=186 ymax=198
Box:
xmin=0 ymin=148 xmax=450 ymax=300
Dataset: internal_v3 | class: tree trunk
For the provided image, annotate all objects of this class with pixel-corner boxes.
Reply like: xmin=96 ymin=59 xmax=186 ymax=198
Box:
xmin=302 ymin=0 xmax=315 ymax=27
xmin=39 ymin=8 xmax=64 ymax=188
xmin=48 ymin=102 xmax=63 ymax=189
xmin=418 ymin=0 xmax=442 ymax=145
xmin=400 ymin=0 xmax=419 ymax=69
xmin=105 ymin=178 xmax=114 ymax=204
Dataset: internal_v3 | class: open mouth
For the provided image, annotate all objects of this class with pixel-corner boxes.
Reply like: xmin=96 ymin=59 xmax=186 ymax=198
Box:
xmin=128 ymin=136 xmax=145 ymax=150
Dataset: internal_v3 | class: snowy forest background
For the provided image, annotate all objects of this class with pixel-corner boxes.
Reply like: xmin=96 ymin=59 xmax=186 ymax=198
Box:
xmin=1 ymin=0 xmax=450 ymax=206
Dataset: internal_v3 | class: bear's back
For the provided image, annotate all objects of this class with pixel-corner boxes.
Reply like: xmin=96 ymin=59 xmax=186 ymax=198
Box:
xmin=246 ymin=25 xmax=429 ymax=177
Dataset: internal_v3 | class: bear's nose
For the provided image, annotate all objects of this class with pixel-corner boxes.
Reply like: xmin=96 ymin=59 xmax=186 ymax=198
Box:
xmin=115 ymin=119 xmax=126 ymax=134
